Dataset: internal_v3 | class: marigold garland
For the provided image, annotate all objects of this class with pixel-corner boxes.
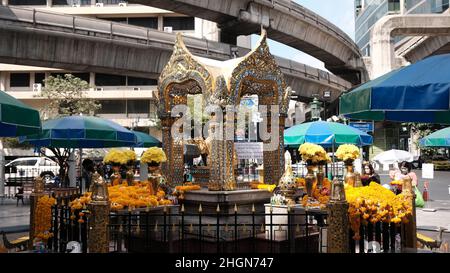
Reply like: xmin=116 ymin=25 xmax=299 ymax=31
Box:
xmin=301 ymin=178 xmax=331 ymax=208
xmin=69 ymin=183 xmax=173 ymax=212
xmin=35 ymin=195 xmax=56 ymax=241
xmin=345 ymin=182 xmax=412 ymax=240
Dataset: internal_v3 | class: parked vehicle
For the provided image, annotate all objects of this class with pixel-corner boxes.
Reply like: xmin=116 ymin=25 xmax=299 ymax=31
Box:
xmin=4 ymin=157 xmax=59 ymax=184
xmin=431 ymin=156 xmax=450 ymax=170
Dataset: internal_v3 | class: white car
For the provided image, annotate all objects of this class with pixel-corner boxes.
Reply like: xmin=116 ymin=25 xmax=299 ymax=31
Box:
xmin=5 ymin=157 xmax=60 ymax=184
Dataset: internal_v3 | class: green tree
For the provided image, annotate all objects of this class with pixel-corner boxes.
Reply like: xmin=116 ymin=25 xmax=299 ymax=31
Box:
xmin=34 ymin=74 xmax=102 ymax=186
xmin=38 ymin=74 xmax=101 ymax=118
xmin=407 ymin=123 xmax=445 ymax=159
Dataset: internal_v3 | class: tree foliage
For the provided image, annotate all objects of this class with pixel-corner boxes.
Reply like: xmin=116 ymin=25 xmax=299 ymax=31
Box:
xmin=407 ymin=123 xmax=445 ymax=158
xmin=34 ymin=74 xmax=102 ymax=186
xmin=38 ymin=74 xmax=101 ymax=118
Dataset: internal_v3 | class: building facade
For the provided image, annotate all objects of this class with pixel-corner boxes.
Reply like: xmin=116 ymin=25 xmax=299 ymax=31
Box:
xmin=355 ymin=0 xmax=449 ymax=57
xmin=0 ymin=0 xmax=253 ymax=139
xmin=354 ymin=0 xmax=450 ymax=158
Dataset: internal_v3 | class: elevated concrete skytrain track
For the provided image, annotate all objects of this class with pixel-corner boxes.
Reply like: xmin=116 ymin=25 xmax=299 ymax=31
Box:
xmin=130 ymin=0 xmax=368 ymax=84
xmin=0 ymin=6 xmax=351 ymax=102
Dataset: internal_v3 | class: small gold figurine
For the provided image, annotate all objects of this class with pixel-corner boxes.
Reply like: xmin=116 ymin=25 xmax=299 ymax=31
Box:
xmin=91 ymin=171 xmax=109 ymax=202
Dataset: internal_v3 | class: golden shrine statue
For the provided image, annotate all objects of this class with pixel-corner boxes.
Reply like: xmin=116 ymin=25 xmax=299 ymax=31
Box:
xmin=157 ymin=29 xmax=291 ymax=191
xmin=90 ymin=171 xmax=109 ymax=203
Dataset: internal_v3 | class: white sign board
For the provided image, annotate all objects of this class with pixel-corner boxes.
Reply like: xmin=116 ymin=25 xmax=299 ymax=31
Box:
xmin=354 ymin=159 xmax=362 ymax=174
xmin=234 ymin=142 xmax=263 ymax=160
xmin=422 ymin=163 xmax=434 ymax=179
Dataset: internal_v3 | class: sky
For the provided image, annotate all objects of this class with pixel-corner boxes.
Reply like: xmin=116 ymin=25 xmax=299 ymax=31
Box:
xmin=252 ymin=0 xmax=355 ymax=71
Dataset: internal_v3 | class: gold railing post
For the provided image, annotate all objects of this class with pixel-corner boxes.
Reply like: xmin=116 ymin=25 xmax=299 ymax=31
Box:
xmin=402 ymin=175 xmax=417 ymax=249
xmin=326 ymin=177 xmax=350 ymax=253
xmin=87 ymin=172 xmax=110 ymax=253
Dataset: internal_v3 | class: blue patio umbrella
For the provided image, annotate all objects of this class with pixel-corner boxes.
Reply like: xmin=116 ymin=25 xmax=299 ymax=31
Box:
xmin=132 ymin=130 xmax=161 ymax=147
xmin=20 ymin=115 xmax=137 ymax=148
xmin=284 ymin=121 xmax=373 ymax=148
xmin=340 ymin=53 xmax=450 ymax=123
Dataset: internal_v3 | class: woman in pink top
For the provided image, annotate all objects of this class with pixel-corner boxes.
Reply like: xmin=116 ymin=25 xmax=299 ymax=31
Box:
xmin=389 ymin=161 xmax=418 ymax=194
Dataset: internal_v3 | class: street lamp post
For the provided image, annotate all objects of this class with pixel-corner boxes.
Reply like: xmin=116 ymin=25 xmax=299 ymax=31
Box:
xmin=310 ymin=97 xmax=322 ymax=121
xmin=323 ymin=90 xmax=331 ymax=120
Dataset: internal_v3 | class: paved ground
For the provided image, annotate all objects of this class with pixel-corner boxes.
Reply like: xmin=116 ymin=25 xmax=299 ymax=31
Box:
xmin=1 ymin=170 xmax=449 ymax=252
xmin=0 ymin=198 xmax=30 ymax=233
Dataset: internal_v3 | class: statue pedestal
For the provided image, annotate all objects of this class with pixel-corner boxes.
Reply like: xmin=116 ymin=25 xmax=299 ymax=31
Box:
xmin=181 ymin=189 xmax=272 ymax=241
xmin=264 ymin=205 xmax=327 ymax=252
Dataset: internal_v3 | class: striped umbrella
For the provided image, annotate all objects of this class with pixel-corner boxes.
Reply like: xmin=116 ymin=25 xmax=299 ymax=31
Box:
xmin=20 ymin=115 xmax=136 ymax=148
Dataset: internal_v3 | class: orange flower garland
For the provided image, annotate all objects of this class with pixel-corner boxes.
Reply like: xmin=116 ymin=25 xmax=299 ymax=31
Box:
xmin=35 ymin=195 xmax=56 ymax=241
xmin=345 ymin=182 xmax=412 ymax=240
xmin=69 ymin=183 xmax=173 ymax=212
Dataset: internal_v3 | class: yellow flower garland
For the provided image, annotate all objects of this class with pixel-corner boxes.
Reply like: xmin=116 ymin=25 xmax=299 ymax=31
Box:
xmin=141 ymin=147 xmax=167 ymax=164
xmin=104 ymin=149 xmax=129 ymax=165
xmin=69 ymin=183 xmax=173 ymax=212
xmin=335 ymin=144 xmax=360 ymax=162
xmin=35 ymin=195 xmax=56 ymax=241
xmin=345 ymin=182 xmax=412 ymax=240
xmin=298 ymin=143 xmax=329 ymax=164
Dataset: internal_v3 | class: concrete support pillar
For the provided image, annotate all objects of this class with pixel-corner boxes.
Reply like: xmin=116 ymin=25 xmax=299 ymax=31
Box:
xmin=370 ymin=20 xmax=395 ymax=78
xmin=0 ymin=72 xmax=7 ymax=90
xmin=157 ymin=15 xmax=163 ymax=31
xmin=89 ymin=72 xmax=95 ymax=88
xmin=400 ymin=0 xmax=405 ymax=15
xmin=46 ymin=0 xmax=52 ymax=7
xmin=1 ymin=0 xmax=8 ymax=6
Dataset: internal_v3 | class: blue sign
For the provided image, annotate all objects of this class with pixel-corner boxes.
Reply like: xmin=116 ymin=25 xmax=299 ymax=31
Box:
xmin=349 ymin=122 xmax=373 ymax=133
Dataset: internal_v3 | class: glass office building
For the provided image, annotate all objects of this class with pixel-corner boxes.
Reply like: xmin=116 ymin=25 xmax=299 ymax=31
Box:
xmin=355 ymin=0 xmax=450 ymax=56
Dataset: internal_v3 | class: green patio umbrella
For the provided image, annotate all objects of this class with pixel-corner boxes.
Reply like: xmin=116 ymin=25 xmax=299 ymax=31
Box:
xmin=284 ymin=121 xmax=373 ymax=147
xmin=0 ymin=90 xmax=41 ymax=136
xmin=132 ymin=130 xmax=161 ymax=147
xmin=419 ymin=127 xmax=450 ymax=147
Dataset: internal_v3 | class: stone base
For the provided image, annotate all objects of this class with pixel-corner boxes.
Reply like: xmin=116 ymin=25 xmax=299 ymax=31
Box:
xmin=182 ymin=189 xmax=272 ymax=214
xmin=180 ymin=189 xmax=272 ymax=240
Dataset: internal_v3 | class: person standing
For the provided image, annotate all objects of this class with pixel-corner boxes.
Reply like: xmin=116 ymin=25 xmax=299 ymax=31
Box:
xmin=360 ymin=161 xmax=380 ymax=186
xmin=81 ymin=159 xmax=95 ymax=193
xmin=389 ymin=161 xmax=418 ymax=194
